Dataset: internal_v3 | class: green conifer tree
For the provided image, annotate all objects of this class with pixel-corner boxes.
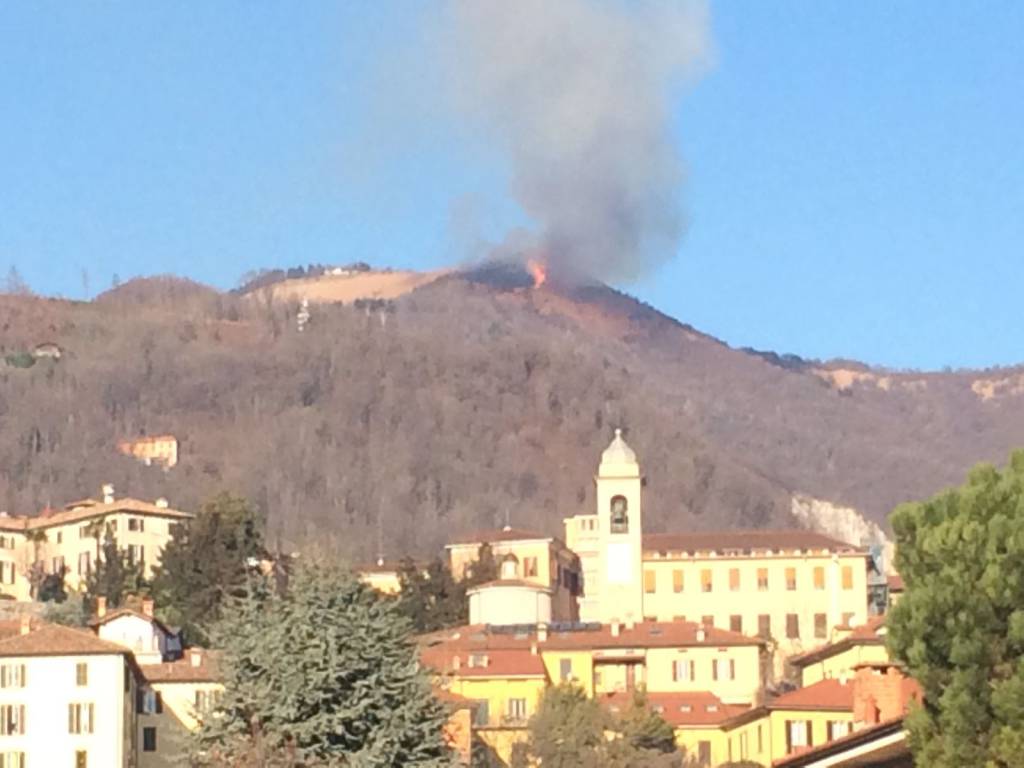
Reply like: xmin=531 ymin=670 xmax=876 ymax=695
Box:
xmin=197 ymin=561 xmax=454 ymax=767
xmin=888 ymin=450 xmax=1024 ymax=767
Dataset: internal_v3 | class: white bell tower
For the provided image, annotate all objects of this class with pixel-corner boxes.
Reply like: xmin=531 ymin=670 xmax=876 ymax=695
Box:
xmin=595 ymin=428 xmax=644 ymax=624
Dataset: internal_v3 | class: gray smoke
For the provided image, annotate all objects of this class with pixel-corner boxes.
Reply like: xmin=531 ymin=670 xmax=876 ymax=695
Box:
xmin=442 ymin=0 xmax=711 ymax=282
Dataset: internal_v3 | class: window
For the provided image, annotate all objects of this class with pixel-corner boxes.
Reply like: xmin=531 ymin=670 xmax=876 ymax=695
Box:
xmin=194 ymin=690 xmax=222 ymax=716
xmin=713 ymin=658 xmax=735 ymax=681
xmin=672 ymin=659 xmax=694 ymax=682
xmin=711 ymin=659 xmax=719 ymax=681
xmin=0 ymin=563 xmax=14 ymax=585
xmin=786 ymin=720 xmax=813 ymax=753
xmin=842 ymin=565 xmax=854 ymax=590
xmin=506 ymin=698 xmax=527 ymax=722
xmin=51 ymin=555 xmax=65 ymax=574
xmin=758 ymin=614 xmax=771 ymax=638
xmin=0 ymin=665 xmax=24 ymax=689
xmin=68 ymin=703 xmax=95 ymax=734
xmin=128 ymin=518 xmax=145 ymax=532
xmin=697 ymin=741 xmax=711 ymax=767
xmin=76 ymin=662 xmax=88 ymax=686
xmin=522 ymin=557 xmax=538 ymax=578
xmin=729 ymin=568 xmax=740 ymax=591
xmin=701 ymin=615 xmax=714 ymax=627
xmin=827 ymin=720 xmax=850 ymax=741
xmin=785 ymin=567 xmax=797 ymax=590
xmin=672 ymin=569 xmax=684 ymax=593
xmin=76 ymin=752 xmax=87 ymax=768
xmin=701 ymin=569 xmax=713 ymax=593
xmin=739 ymin=731 xmax=749 ymax=759
xmin=756 ymin=567 xmax=768 ymax=590
xmin=141 ymin=690 xmax=163 ymax=715
xmin=143 ymin=726 xmax=157 ymax=752
xmin=0 ymin=706 xmax=24 ymax=735
xmin=814 ymin=613 xmax=828 ymax=639
xmin=758 ymin=723 xmax=764 ymax=753
xmin=813 ymin=566 xmax=825 ymax=590
xmin=472 ymin=700 xmax=490 ymax=726
xmin=729 ymin=615 xmax=742 ymax=633
xmin=78 ymin=551 xmax=92 ymax=576
xmin=643 ymin=570 xmax=656 ymax=593
xmin=127 ymin=545 xmax=145 ymax=567
xmin=610 ymin=495 xmax=629 ymax=533
xmin=559 ymin=658 xmax=573 ymax=682
xmin=0 ymin=536 xmax=13 ymax=550
xmin=0 ymin=752 xmax=26 ymax=768
xmin=786 ymin=614 xmax=799 ymax=639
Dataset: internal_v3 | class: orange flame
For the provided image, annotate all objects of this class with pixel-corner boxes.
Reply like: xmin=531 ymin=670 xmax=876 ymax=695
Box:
xmin=527 ymin=259 xmax=547 ymax=288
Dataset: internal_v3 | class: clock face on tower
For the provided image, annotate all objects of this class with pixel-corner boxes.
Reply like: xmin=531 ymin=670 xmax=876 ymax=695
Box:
xmin=610 ymin=495 xmax=629 ymax=533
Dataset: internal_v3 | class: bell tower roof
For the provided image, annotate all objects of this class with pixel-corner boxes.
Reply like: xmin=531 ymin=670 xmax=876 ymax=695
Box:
xmin=599 ymin=429 xmax=640 ymax=478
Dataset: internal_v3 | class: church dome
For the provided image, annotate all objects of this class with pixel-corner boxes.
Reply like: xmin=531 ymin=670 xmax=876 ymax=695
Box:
xmin=601 ymin=429 xmax=637 ymax=465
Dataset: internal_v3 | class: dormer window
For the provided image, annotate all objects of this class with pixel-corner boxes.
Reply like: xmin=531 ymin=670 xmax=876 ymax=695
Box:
xmin=610 ymin=496 xmax=629 ymax=533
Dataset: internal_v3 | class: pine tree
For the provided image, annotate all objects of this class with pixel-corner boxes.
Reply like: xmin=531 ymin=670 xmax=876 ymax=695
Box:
xmin=888 ymin=450 xmax=1024 ymax=767
xmin=197 ymin=561 xmax=454 ymax=767
xmin=525 ymin=683 xmax=607 ymax=768
xmin=396 ymin=548 xmax=499 ymax=633
xmin=85 ymin=531 xmax=146 ymax=609
xmin=150 ymin=493 xmax=265 ymax=645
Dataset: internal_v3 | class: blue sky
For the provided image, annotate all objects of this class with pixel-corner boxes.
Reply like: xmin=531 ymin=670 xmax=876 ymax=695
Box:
xmin=1 ymin=3 xmax=1021 ymax=370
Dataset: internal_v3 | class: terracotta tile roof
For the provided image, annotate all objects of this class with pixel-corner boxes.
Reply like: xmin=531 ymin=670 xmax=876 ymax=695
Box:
xmin=601 ymin=691 xmax=751 ymax=727
xmin=0 ymin=497 xmax=192 ymax=531
xmin=448 ymin=527 xmax=554 ymax=545
xmin=887 ymin=573 xmax=905 ymax=592
xmin=421 ymin=645 xmax=547 ymax=678
xmin=768 ymin=678 xmax=855 ymax=712
xmin=87 ymin=607 xmax=175 ymax=636
xmin=419 ymin=620 xmax=763 ymax=657
xmin=789 ymin=616 xmax=886 ymax=668
xmin=0 ymin=618 xmax=41 ymax=640
xmin=0 ymin=623 xmax=132 ymax=657
xmin=140 ymin=650 xmax=222 ymax=683
xmin=643 ymin=530 xmax=861 ymax=555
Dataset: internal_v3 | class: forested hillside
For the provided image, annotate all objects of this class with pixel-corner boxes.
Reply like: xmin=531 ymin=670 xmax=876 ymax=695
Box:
xmin=1 ymin=269 xmax=1021 ymax=560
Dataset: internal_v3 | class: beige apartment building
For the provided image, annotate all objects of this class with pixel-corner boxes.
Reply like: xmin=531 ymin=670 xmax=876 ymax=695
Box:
xmin=0 ymin=488 xmax=192 ymax=601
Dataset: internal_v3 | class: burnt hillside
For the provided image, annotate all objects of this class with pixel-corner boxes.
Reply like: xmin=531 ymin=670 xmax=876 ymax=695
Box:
xmin=0 ymin=272 xmax=1021 ymax=559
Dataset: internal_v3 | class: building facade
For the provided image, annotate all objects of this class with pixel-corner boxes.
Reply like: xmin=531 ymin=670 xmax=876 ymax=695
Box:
xmin=0 ymin=491 xmax=192 ymax=601
xmin=564 ymin=432 xmax=870 ymax=662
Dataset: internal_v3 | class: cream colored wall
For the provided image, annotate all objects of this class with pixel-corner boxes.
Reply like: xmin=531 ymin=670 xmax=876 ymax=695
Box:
xmin=640 ymin=553 xmax=869 ymax=659
xmin=800 ymin=643 xmax=890 ymax=687
xmin=469 ymin=586 xmax=552 ymax=626
xmin=768 ymin=709 xmax=854 ymax=761
xmin=138 ymin=681 xmax=225 ymax=768
xmin=98 ymin=614 xmax=167 ymax=665
xmin=564 ymin=515 xmax=600 ymax=622
xmin=0 ymin=653 xmax=131 ymax=768
xmin=594 ymin=470 xmax=644 ymax=626
xmin=0 ymin=532 xmax=31 ymax=600
xmin=359 ymin=571 xmax=402 ymax=595
xmin=644 ymin=645 xmax=762 ymax=703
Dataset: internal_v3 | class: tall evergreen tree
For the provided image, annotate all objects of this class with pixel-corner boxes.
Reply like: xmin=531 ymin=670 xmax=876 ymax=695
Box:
xmin=524 ymin=683 xmax=607 ymax=768
xmin=85 ymin=531 xmax=147 ymax=610
xmin=888 ymin=450 xmax=1024 ymax=767
xmin=196 ymin=561 xmax=453 ymax=767
xmin=150 ymin=493 xmax=265 ymax=645
xmin=396 ymin=547 xmax=499 ymax=633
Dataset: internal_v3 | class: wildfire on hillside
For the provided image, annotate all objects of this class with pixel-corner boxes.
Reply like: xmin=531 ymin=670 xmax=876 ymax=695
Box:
xmin=527 ymin=259 xmax=547 ymax=289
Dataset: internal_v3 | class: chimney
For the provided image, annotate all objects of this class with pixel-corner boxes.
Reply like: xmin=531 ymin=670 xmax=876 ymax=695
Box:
xmin=155 ymin=497 xmax=169 ymax=509
xmin=452 ymin=655 xmax=461 ymax=671
xmin=96 ymin=596 xmax=107 ymax=619
xmin=696 ymin=627 xmax=706 ymax=642
xmin=610 ymin=620 xmax=621 ymax=638
xmin=142 ymin=598 xmax=154 ymax=618
xmin=530 ymin=643 xmax=538 ymax=656
xmin=625 ymin=617 xmax=636 ymax=632
xmin=19 ymin=615 xmax=31 ymax=635
xmin=190 ymin=649 xmax=202 ymax=668
xmin=102 ymin=484 xmax=115 ymax=504
xmin=537 ymin=623 xmax=549 ymax=643
xmin=853 ymin=663 xmax=918 ymax=726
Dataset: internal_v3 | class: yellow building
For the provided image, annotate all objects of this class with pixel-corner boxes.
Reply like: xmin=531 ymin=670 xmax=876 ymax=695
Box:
xmin=420 ymin=618 xmax=767 ymax=764
xmin=446 ymin=527 xmax=581 ymax=622
xmin=789 ymin=616 xmax=889 ymax=687
xmin=0 ymin=620 xmax=142 ymax=768
xmin=356 ymin=558 xmax=409 ymax=595
xmin=117 ymin=435 xmax=179 ymax=469
xmin=564 ymin=432 xmax=870 ymax=667
xmin=0 ymin=489 xmax=193 ymax=601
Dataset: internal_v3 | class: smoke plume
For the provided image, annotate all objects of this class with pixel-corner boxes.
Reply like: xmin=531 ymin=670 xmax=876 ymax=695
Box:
xmin=442 ymin=0 xmax=711 ymax=283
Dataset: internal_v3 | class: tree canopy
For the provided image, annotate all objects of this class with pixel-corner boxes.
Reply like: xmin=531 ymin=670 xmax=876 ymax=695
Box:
xmin=396 ymin=546 xmax=497 ymax=633
xmin=888 ymin=450 xmax=1024 ymax=767
xmin=150 ymin=492 xmax=265 ymax=645
xmin=85 ymin=530 xmax=147 ymax=610
xmin=196 ymin=560 xmax=453 ymax=767
xmin=514 ymin=683 xmax=683 ymax=768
